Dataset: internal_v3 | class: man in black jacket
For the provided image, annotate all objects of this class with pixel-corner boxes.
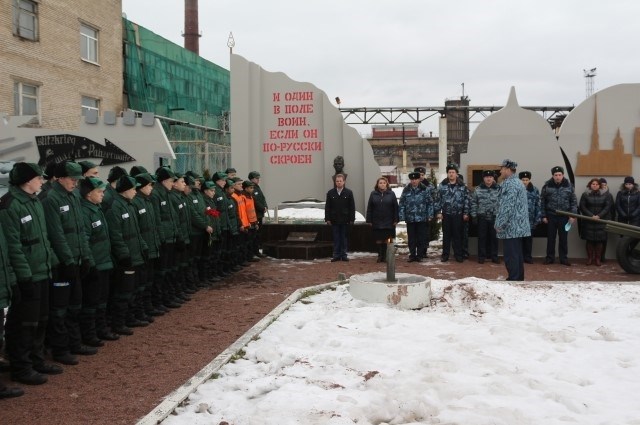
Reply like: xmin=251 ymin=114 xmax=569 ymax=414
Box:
xmin=325 ymin=174 xmax=356 ymax=262
xmin=540 ymin=166 xmax=577 ymax=265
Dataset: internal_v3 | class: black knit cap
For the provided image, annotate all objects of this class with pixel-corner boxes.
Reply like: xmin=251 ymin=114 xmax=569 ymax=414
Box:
xmin=248 ymin=171 xmax=261 ymax=179
xmin=115 ymin=175 xmax=140 ymax=193
xmin=242 ymin=180 xmax=255 ymax=188
xmin=624 ymin=176 xmax=635 ymax=184
xmin=9 ymin=162 xmax=44 ymax=186
xmin=79 ymin=160 xmax=98 ymax=174
xmin=130 ymin=165 xmax=149 ymax=177
xmin=107 ymin=166 xmax=128 ymax=183
xmin=519 ymin=171 xmax=532 ymax=179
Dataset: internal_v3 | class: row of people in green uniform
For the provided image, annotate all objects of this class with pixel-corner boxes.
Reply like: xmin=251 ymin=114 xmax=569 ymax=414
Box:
xmin=0 ymin=161 xmax=267 ymax=398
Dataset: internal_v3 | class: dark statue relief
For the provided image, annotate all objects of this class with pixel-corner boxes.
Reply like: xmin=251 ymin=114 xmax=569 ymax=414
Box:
xmin=332 ymin=155 xmax=347 ymax=183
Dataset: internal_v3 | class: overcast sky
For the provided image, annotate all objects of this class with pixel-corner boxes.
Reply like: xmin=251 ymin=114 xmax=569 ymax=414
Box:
xmin=122 ymin=0 xmax=638 ymax=133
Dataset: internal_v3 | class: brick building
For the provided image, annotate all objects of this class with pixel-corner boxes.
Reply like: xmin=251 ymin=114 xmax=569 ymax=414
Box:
xmin=0 ymin=0 xmax=123 ymax=130
xmin=367 ymin=125 xmax=439 ymax=171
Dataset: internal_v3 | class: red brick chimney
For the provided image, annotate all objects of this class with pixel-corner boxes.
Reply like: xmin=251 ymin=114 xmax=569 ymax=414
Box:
xmin=183 ymin=0 xmax=200 ymax=55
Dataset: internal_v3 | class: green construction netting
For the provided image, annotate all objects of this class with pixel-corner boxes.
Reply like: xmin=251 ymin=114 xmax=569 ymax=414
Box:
xmin=122 ymin=18 xmax=230 ymax=146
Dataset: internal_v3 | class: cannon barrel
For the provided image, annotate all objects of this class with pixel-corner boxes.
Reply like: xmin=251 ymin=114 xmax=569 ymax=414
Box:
xmin=555 ymin=210 xmax=640 ymax=238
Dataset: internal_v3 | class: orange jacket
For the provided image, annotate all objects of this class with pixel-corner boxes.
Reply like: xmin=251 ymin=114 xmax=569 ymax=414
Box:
xmin=242 ymin=193 xmax=258 ymax=224
xmin=231 ymin=192 xmax=250 ymax=228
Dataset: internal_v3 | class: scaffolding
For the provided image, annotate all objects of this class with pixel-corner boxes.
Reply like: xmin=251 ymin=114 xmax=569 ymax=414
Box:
xmin=122 ymin=18 xmax=231 ymax=173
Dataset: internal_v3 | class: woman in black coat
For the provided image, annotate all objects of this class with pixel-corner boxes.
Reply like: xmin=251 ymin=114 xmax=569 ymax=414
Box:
xmin=366 ymin=177 xmax=399 ymax=262
xmin=615 ymin=176 xmax=640 ymax=226
xmin=579 ymin=178 xmax=612 ymax=266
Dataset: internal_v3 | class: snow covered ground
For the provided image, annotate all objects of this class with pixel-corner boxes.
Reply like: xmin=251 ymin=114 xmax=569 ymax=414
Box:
xmin=163 ymin=278 xmax=640 ymax=425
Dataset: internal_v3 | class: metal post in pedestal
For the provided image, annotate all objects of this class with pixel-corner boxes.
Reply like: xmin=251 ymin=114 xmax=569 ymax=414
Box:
xmin=386 ymin=240 xmax=397 ymax=282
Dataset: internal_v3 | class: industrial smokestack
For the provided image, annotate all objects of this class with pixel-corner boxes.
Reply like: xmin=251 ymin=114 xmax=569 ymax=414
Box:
xmin=183 ymin=0 xmax=200 ymax=55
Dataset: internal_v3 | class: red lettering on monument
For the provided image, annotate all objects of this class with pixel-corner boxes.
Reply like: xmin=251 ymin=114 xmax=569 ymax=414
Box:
xmin=268 ymin=90 xmax=321 ymax=165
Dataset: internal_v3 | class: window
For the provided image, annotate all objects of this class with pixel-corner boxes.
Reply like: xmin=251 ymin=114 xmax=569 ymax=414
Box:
xmin=12 ymin=0 xmax=39 ymax=41
xmin=13 ymin=81 xmax=39 ymax=117
xmin=80 ymin=23 xmax=99 ymax=63
xmin=81 ymin=96 xmax=100 ymax=115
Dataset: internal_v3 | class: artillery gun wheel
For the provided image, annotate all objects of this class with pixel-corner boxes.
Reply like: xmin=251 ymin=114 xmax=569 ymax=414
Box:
xmin=616 ymin=236 xmax=640 ymax=274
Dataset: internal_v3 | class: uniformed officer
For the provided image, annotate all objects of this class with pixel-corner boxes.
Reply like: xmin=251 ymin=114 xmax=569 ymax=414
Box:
xmin=1 ymin=163 xmax=58 ymax=388
xmin=102 ymin=166 xmax=128 ymax=211
xmin=1 ymin=220 xmax=23 ymax=397
xmin=132 ymin=172 xmax=165 ymax=319
xmin=105 ymin=175 xmax=148 ymax=335
xmin=42 ymin=161 xmax=95 ymax=365
xmin=169 ymin=173 xmax=195 ymax=297
xmin=212 ymin=172 xmax=232 ymax=277
xmin=185 ymin=172 xmax=213 ymax=285
xmin=150 ymin=167 xmax=183 ymax=308
xmin=201 ymin=180 xmax=222 ymax=283
xmin=79 ymin=177 xmax=117 ymax=346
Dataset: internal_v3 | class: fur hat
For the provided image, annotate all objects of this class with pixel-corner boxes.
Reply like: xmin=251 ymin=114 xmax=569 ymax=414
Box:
xmin=500 ymin=159 xmax=517 ymax=170
xmin=9 ymin=162 xmax=44 ymax=186
xmin=408 ymin=172 xmax=421 ymax=180
xmin=212 ymin=172 xmax=228 ymax=181
xmin=155 ymin=166 xmax=176 ymax=182
xmin=115 ymin=175 xmax=140 ymax=193
xmin=130 ymin=165 xmax=149 ymax=177
xmin=135 ymin=173 xmax=155 ymax=188
xmin=414 ymin=167 xmax=426 ymax=174
xmin=78 ymin=160 xmax=98 ymax=175
xmin=482 ymin=170 xmax=495 ymax=178
xmin=551 ymin=166 xmax=564 ymax=175
xmin=624 ymin=176 xmax=635 ymax=185
xmin=202 ymin=181 xmax=216 ymax=190
xmin=55 ymin=161 xmax=84 ymax=179
xmin=107 ymin=166 xmax=128 ymax=183
xmin=79 ymin=177 xmax=107 ymax=197
xmin=519 ymin=171 xmax=532 ymax=179
xmin=446 ymin=164 xmax=458 ymax=173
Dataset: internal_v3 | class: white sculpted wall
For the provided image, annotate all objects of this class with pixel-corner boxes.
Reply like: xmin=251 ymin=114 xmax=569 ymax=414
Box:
xmin=461 ymin=84 xmax=640 ymax=259
xmin=230 ymin=54 xmax=378 ymax=214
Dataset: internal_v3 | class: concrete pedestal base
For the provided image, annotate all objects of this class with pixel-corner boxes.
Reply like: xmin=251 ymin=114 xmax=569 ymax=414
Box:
xmin=348 ymin=272 xmax=431 ymax=309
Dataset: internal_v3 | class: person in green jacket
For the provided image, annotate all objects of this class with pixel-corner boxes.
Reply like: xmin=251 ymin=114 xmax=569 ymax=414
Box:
xmin=169 ymin=173 xmax=195 ymax=297
xmin=42 ymin=161 xmax=96 ymax=365
xmin=102 ymin=166 xmax=128 ymax=212
xmin=132 ymin=173 xmax=165 ymax=319
xmin=79 ymin=177 xmax=119 ymax=346
xmin=150 ymin=167 xmax=183 ymax=309
xmin=0 ymin=196 xmax=24 ymax=398
xmin=105 ymin=175 xmax=148 ymax=335
xmin=202 ymin=180 xmax=222 ymax=283
xmin=1 ymin=162 xmax=60 ymax=385
xmin=185 ymin=173 xmax=213 ymax=286
xmin=212 ymin=172 xmax=231 ymax=276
